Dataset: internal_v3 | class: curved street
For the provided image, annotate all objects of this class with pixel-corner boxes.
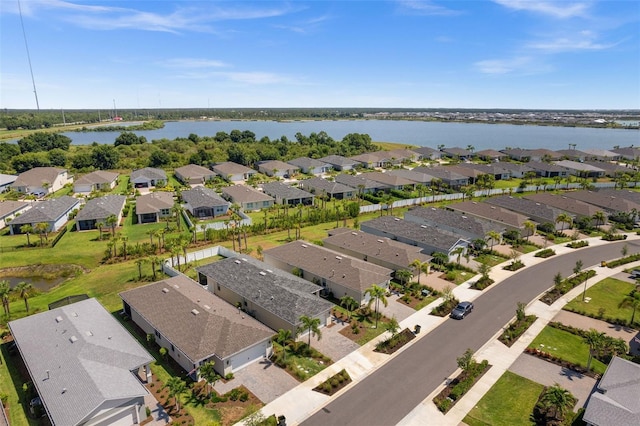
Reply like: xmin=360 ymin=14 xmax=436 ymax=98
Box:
xmin=301 ymin=240 xmax=637 ymax=426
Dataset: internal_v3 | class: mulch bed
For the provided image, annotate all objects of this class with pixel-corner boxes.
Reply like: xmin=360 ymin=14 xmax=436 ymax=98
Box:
xmin=433 ymin=362 xmax=491 ymax=413
xmin=312 ymin=369 xmax=352 ymax=396
xmin=374 ymin=328 xmax=416 ymax=354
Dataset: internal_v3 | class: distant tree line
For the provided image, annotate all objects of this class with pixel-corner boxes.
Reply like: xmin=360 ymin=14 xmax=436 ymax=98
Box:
xmin=0 ymin=130 xmax=377 ymax=174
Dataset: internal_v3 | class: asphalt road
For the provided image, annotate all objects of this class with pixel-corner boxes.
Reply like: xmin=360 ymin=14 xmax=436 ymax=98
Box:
xmin=302 ymin=240 xmax=637 ymax=426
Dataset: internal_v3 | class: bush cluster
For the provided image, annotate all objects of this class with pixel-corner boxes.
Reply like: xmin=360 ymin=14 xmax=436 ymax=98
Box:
xmin=431 ymin=298 xmax=459 ymax=317
xmin=534 ymin=248 xmax=556 ymax=258
xmin=606 ymin=253 xmax=640 ymax=268
xmin=566 ymin=240 xmax=589 ymax=249
xmin=433 ymin=360 xmax=490 ymax=413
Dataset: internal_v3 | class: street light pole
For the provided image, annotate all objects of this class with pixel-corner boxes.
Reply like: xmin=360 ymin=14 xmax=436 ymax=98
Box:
xmin=582 ymin=276 xmax=589 ymax=302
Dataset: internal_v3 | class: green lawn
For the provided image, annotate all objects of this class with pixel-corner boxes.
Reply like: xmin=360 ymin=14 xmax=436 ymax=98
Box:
xmin=564 ymin=278 xmax=638 ymax=325
xmin=529 ymin=326 xmax=607 ymax=375
xmin=464 ymin=371 xmax=543 ymax=426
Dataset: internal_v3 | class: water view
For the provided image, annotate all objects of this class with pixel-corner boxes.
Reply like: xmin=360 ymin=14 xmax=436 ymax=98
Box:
xmin=2 ymin=275 xmax=66 ymax=292
xmin=62 ymin=120 xmax=640 ymax=151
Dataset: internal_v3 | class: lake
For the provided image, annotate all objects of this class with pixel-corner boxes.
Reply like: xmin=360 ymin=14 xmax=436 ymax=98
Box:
xmin=3 ymin=275 xmax=66 ymax=292
xmin=62 ymin=120 xmax=640 ymax=151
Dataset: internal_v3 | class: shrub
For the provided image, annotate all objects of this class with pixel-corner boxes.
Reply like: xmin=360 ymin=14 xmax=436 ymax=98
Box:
xmin=566 ymin=240 xmax=589 ymax=249
xmin=239 ymin=391 xmax=249 ymax=402
xmin=534 ymin=248 xmax=556 ymax=258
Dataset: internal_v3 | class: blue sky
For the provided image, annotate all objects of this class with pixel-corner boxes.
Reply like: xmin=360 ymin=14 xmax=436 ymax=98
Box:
xmin=1 ymin=0 xmax=638 ymax=110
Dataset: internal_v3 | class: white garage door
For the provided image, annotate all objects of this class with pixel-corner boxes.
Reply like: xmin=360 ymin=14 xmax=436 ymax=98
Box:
xmin=89 ymin=406 xmax=136 ymax=426
xmin=229 ymin=342 xmax=268 ymax=372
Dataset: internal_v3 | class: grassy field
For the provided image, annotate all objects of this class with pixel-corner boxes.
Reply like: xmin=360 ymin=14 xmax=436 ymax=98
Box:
xmin=564 ymin=277 xmax=638 ymax=324
xmin=529 ymin=326 xmax=607 ymax=375
xmin=464 ymin=371 xmax=543 ymax=426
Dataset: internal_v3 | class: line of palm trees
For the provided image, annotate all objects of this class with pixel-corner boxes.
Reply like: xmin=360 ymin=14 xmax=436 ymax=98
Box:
xmin=0 ymin=280 xmax=34 ymax=317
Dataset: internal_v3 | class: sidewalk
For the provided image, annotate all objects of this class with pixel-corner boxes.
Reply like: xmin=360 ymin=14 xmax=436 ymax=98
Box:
xmin=248 ymin=234 xmax=640 ymax=426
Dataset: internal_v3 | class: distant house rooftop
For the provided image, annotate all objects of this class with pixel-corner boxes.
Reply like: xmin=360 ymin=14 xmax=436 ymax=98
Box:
xmin=76 ymin=195 xmax=126 ymax=222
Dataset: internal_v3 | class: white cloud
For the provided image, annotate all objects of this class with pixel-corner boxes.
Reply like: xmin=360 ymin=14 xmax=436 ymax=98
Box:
xmin=273 ymin=14 xmax=331 ymax=34
xmin=474 ymin=56 xmax=549 ymax=75
xmin=396 ymin=0 xmax=462 ymax=16
xmin=162 ymin=58 xmax=230 ymax=69
xmin=527 ymin=31 xmax=617 ymax=52
xmin=492 ymin=0 xmax=591 ymax=19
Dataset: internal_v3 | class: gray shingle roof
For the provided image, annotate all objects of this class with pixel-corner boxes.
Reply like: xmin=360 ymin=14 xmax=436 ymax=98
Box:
xmin=359 ymin=171 xmax=416 ymax=187
xmin=8 ymin=298 xmax=153 ymax=426
xmin=181 ymin=187 xmax=229 ymax=209
xmin=527 ymin=161 xmax=569 ymax=173
xmin=412 ymin=166 xmax=469 ymax=184
xmin=323 ymin=230 xmax=432 ymax=270
xmin=197 ymin=256 xmax=333 ymax=327
xmin=261 ymin=182 xmax=314 ymax=199
xmin=120 ymin=275 xmax=274 ymax=362
xmin=334 ymin=173 xmax=392 ymax=191
xmin=553 ymin=160 xmax=605 ymax=173
xmin=524 ymin=193 xmax=602 ymax=218
xmin=12 ymin=167 xmax=67 ymax=187
xmin=485 ymin=195 xmax=564 ymax=224
xmin=318 ymin=155 xmax=359 ymax=168
xmin=287 ymin=157 xmax=330 ymax=170
xmin=76 ymin=195 xmax=126 ymax=222
xmin=221 ymin=185 xmax=274 ymax=204
xmin=9 ymin=196 xmax=80 ymax=226
xmin=212 ymin=162 xmax=255 ymax=176
xmin=0 ymin=200 xmax=30 ymax=219
xmin=583 ymin=356 xmax=640 ymax=426
xmin=386 ymin=169 xmax=433 ymax=184
xmin=130 ymin=167 xmax=167 ymax=181
xmin=447 ymin=201 xmax=529 ymax=228
xmin=298 ymin=177 xmax=355 ymax=196
xmin=361 ymin=216 xmax=467 ymax=252
xmin=74 ymin=171 xmax=119 ymax=186
xmin=405 ymin=206 xmax=504 ymax=238
xmin=135 ymin=192 xmax=174 ymax=215
xmin=174 ymin=164 xmax=214 ymax=180
xmin=264 ymin=241 xmax=393 ymax=293
xmin=562 ymin=190 xmax=640 ymax=213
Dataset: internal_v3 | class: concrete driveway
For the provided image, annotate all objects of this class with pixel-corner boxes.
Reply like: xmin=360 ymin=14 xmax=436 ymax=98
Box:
xmin=509 ymin=353 xmax=597 ymax=410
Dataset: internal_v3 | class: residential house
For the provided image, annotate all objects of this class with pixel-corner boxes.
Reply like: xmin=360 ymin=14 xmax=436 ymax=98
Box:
xmin=446 ymin=201 xmax=530 ymax=234
xmin=334 ymin=173 xmax=392 ymax=194
xmin=494 ymin=162 xmax=535 ymax=179
xmin=595 ymin=188 xmax=640 ymax=205
xmin=135 ymin=191 xmax=174 ymax=224
xmin=212 ymin=161 xmax=257 ymax=182
xmin=256 ymin=160 xmax=299 ymax=178
xmin=9 ymin=196 xmax=80 ymax=235
xmin=553 ymin=160 xmax=606 ymax=178
xmin=318 ymin=154 xmax=359 ymax=171
xmin=0 ymin=200 xmax=31 ymax=230
xmin=475 ymin=149 xmax=508 ymax=162
xmin=555 ymin=149 xmax=591 ymax=162
xmin=8 ymin=298 xmax=154 ymax=426
xmin=130 ymin=167 xmax=167 ymax=188
xmin=75 ymin=195 xmax=126 ymax=231
xmin=0 ymin=173 xmax=17 ymax=192
xmin=221 ymin=185 xmax=274 ymax=211
xmin=261 ymin=182 xmax=314 ymax=206
xmin=440 ymin=147 xmax=474 ymax=160
xmin=11 ymin=167 xmax=72 ymax=195
xmin=527 ymin=161 xmax=570 ymax=178
xmin=297 ymin=177 xmax=355 ymax=200
xmin=263 ymin=240 xmax=393 ymax=305
xmin=582 ymin=149 xmax=622 ymax=162
xmin=562 ymin=190 xmax=640 ymax=216
xmin=287 ymin=157 xmax=332 ymax=175
xmin=411 ymin=146 xmax=442 ymax=161
xmin=412 ymin=166 xmax=469 ymax=189
xmin=611 ymin=146 xmax=640 ymax=161
xmin=197 ymin=256 xmax=334 ymax=334
xmin=442 ymin=165 xmax=488 ymax=185
xmin=404 ymin=206 xmax=505 ymax=242
xmin=350 ymin=152 xmax=390 ymax=169
xmin=583 ymin=161 xmax=632 ymax=178
xmin=359 ymin=171 xmax=416 ymax=190
xmin=73 ymin=170 xmax=119 ymax=194
xmin=120 ymin=275 xmax=273 ymax=378
xmin=524 ymin=193 xmax=601 ymax=222
xmin=529 ymin=149 xmax=562 ymax=162
xmin=386 ymin=169 xmax=433 ymax=185
xmin=360 ymin=216 xmax=469 ymax=259
xmin=322 ymin=229 xmax=432 ymax=277
xmin=456 ymin=163 xmax=511 ymax=181
xmin=174 ymin=164 xmax=216 ymax=185
xmin=386 ymin=148 xmax=420 ymax=163
xmin=181 ymin=186 xmax=230 ymax=218
xmin=583 ymin=356 xmax=640 ymax=426
xmin=485 ymin=195 xmax=567 ymax=229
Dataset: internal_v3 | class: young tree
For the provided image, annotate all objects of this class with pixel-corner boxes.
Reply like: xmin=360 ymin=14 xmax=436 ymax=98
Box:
xmin=593 ymin=211 xmax=606 ymax=230
xmin=456 ymin=348 xmax=476 ymax=372
xmin=0 ymin=280 xmax=11 ymax=316
xmin=96 ymin=221 xmax=105 ymax=241
xmin=164 ymin=377 xmax=187 ymax=413
xmin=553 ymin=272 xmax=563 ymax=289
xmin=14 ymin=281 xmax=33 ymax=313
xmin=385 ymin=316 xmax=400 ymax=337
xmin=340 ymin=295 xmax=358 ymax=321
xmin=365 ymin=284 xmax=388 ymax=329
xmin=410 ymin=259 xmax=424 ymax=285
xmin=556 ymin=213 xmax=572 ymax=233
xmin=486 ymin=231 xmax=501 ymax=251
xmin=523 ymin=220 xmax=535 ymax=241
xmin=199 ymin=361 xmax=219 ymax=398
xmin=619 ymin=290 xmax=640 ymax=325
xmin=106 ymin=214 xmax=118 ymax=237
xmin=395 ymin=269 xmax=412 ymax=288
xmin=298 ymin=315 xmax=322 ymax=348
xmin=35 ymin=222 xmax=49 ymax=246
xmin=584 ymin=329 xmax=605 ymax=371
xmin=20 ymin=224 xmax=33 ymax=246
xmin=451 ymin=246 xmax=465 ymax=265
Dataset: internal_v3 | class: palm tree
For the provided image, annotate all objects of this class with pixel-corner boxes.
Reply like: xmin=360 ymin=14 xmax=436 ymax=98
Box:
xmin=385 ymin=316 xmax=400 ymax=337
xmin=619 ymin=290 xmax=640 ymax=325
xmin=14 ymin=281 xmax=33 ymax=313
xmin=172 ymin=202 xmax=184 ymax=231
xmin=35 ymin=222 xmax=49 ymax=246
xmin=164 ymin=377 xmax=187 ymax=413
xmin=20 ymin=224 xmax=33 ymax=246
xmin=523 ymin=220 xmax=535 ymax=241
xmin=451 ymin=246 xmax=465 ymax=265
xmin=556 ymin=213 xmax=572 ymax=233
xmin=105 ymin=214 xmax=118 ymax=237
xmin=593 ymin=211 xmax=606 ymax=230
xmin=298 ymin=315 xmax=322 ymax=348
xmin=584 ymin=329 xmax=605 ymax=371
xmin=149 ymin=255 xmax=161 ymax=280
xmin=96 ymin=221 xmax=105 ymax=241
xmin=340 ymin=295 xmax=358 ymax=320
xmin=395 ymin=269 xmax=412 ymax=287
xmin=0 ymin=280 xmax=11 ymax=316
xmin=486 ymin=231 xmax=502 ymax=251
xmin=199 ymin=361 xmax=219 ymax=398
xmin=365 ymin=284 xmax=388 ymax=329
xmin=135 ymin=258 xmax=147 ymax=280
xmin=537 ymin=384 xmax=576 ymax=422
xmin=410 ymin=259 xmax=424 ymax=285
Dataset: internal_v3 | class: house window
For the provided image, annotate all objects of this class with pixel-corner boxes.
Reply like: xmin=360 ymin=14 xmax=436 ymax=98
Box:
xmin=154 ymin=330 xmax=160 ymax=339
xmin=171 ymin=344 xmax=174 ymax=352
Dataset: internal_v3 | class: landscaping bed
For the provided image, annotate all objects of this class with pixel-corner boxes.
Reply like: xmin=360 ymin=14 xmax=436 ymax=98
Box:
xmin=498 ymin=315 xmax=537 ymax=347
xmin=433 ymin=360 xmax=491 ymax=413
xmin=534 ymin=248 xmax=555 ymax=258
xmin=430 ymin=298 xmax=460 ymax=317
xmin=374 ymin=328 xmax=416 ymax=354
xmin=312 ymin=369 xmax=352 ymax=396
xmin=502 ymin=260 xmax=525 ymax=271
xmin=470 ymin=276 xmax=495 ymax=291
xmin=566 ymin=240 xmax=589 ymax=249
xmin=539 ymin=270 xmax=596 ymax=305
